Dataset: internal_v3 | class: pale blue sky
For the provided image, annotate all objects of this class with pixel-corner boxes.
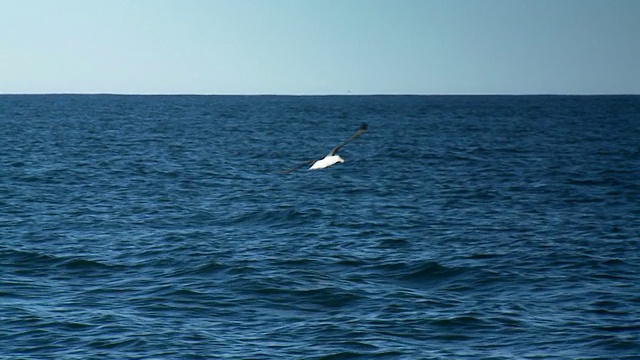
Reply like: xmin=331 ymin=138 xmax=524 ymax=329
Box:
xmin=1 ymin=0 xmax=639 ymax=94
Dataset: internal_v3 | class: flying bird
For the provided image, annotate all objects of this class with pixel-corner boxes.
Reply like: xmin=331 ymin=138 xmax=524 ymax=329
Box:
xmin=282 ymin=123 xmax=368 ymax=173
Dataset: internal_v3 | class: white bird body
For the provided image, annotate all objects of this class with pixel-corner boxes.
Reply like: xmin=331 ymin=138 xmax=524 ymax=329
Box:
xmin=309 ymin=155 xmax=344 ymax=170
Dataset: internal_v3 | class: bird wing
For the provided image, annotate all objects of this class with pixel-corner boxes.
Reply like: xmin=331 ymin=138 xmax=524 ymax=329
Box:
xmin=328 ymin=123 xmax=367 ymax=156
xmin=281 ymin=123 xmax=367 ymax=174
xmin=281 ymin=159 xmax=316 ymax=174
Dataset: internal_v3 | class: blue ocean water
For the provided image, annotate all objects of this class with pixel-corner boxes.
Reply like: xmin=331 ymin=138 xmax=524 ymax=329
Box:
xmin=1 ymin=95 xmax=639 ymax=359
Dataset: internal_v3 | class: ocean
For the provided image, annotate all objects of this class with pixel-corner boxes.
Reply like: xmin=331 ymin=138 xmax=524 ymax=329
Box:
xmin=1 ymin=94 xmax=639 ymax=359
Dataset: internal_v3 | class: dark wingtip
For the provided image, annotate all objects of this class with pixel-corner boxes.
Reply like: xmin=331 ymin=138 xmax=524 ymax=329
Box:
xmin=360 ymin=123 xmax=368 ymax=130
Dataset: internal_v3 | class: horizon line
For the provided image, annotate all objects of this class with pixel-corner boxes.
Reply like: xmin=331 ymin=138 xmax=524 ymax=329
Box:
xmin=1 ymin=92 xmax=639 ymax=97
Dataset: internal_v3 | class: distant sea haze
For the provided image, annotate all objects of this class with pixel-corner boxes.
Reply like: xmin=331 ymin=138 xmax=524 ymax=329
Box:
xmin=1 ymin=95 xmax=639 ymax=359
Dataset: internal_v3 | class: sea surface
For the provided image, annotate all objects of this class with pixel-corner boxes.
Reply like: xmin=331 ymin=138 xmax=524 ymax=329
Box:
xmin=1 ymin=95 xmax=639 ymax=359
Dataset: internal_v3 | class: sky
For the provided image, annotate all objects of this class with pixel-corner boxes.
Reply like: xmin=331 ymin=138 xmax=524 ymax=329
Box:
xmin=1 ymin=0 xmax=639 ymax=95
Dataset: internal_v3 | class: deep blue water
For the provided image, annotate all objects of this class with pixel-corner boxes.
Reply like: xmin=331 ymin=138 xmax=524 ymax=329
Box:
xmin=1 ymin=95 xmax=639 ymax=359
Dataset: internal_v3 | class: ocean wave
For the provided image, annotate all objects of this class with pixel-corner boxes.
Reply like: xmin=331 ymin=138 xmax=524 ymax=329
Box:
xmin=1 ymin=246 xmax=129 ymax=279
xmin=365 ymin=260 xmax=467 ymax=284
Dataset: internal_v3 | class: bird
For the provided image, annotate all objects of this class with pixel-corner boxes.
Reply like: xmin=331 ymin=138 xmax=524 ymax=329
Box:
xmin=282 ymin=123 xmax=368 ymax=173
